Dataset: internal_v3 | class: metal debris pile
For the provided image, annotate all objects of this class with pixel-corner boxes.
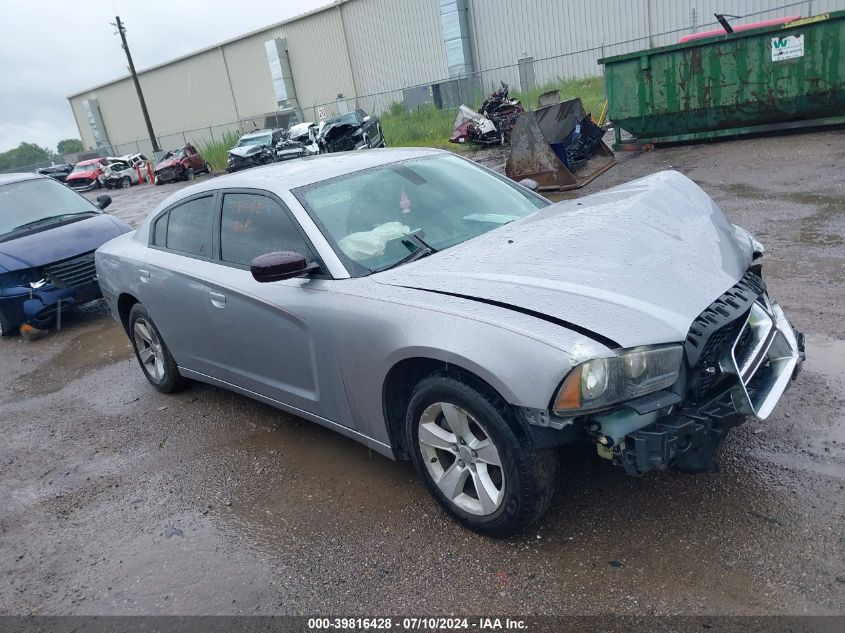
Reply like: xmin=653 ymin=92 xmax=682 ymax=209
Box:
xmin=449 ymin=82 xmax=524 ymax=145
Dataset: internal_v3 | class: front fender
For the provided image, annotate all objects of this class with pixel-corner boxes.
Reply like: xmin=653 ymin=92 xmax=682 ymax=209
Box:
xmin=331 ymin=281 xmax=610 ymax=449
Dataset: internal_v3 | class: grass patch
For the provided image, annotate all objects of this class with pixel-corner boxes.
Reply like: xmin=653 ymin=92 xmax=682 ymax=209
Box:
xmin=198 ymin=130 xmax=240 ymax=172
xmin=380 ymin=102 xmax=457 ymax=149
xmin=381 ymin=76 xmax=606 ymax=149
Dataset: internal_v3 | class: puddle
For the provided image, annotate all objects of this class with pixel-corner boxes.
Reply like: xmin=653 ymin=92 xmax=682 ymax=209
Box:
xmin=17 ymin=320 xmax=133 ymax=396
xmin=718 ymin=184 xmax=845 ymax=247
xmin=803 ymin=336 xmax=845 ymax=387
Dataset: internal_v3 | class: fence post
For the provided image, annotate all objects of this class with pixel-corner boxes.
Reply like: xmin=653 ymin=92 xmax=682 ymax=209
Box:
xmin=209 ymin=126 xmax=215 ymax=143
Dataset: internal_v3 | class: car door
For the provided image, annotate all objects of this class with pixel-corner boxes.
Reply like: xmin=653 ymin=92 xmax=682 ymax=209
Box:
xmin=139 ymin=193 xmax=220 ymax=376
xmin=204 ymin=189 xmax=354 ymax=427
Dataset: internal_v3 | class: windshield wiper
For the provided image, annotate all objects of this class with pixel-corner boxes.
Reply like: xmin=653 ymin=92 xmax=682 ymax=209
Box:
xmin=379 ymin=231 xmax=437 ymax=272
xmin=10 ymin=212 xmax=90 ymax=232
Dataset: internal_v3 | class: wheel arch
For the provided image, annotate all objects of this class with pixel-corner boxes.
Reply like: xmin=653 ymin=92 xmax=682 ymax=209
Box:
xmin=117 ymin=292 xmax=140 ymax=335
xmin=381 ymin=353 xmax=528 ymax=461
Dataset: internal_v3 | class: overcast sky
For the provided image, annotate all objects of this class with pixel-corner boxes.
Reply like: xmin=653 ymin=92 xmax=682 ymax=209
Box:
xmin=0 ymin=0 xmax=329 ymax=153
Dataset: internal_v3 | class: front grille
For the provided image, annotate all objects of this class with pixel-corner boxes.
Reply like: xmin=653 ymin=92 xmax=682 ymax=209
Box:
xmin=684 ymin=271 xmax=801 ymax=420
xmin=68 ymin=177 xmax=93 ymax=188
xmin=44 ymin=251 xmax=97 ymax=288
xmin=157 ymin=168 xmax=175 ymax=181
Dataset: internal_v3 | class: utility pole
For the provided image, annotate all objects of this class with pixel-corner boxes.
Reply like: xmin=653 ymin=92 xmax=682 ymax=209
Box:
xmin=112 ymin=16 xmax=160 ymax=152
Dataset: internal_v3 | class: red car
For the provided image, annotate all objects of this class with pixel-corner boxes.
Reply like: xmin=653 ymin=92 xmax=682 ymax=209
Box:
xmin=65 ymin=158 xmax=107 ymax=191
xmin=153 ymin=144 xmax=211 ymax=185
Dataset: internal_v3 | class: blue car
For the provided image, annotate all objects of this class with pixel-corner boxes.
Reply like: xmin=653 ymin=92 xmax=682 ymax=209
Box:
xmin=0 ymin=173 xmax=132 ymax=336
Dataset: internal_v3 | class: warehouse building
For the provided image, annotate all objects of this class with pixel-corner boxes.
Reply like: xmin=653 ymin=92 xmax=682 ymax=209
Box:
xmin=67 ymin=0 xmax=837 ymax=155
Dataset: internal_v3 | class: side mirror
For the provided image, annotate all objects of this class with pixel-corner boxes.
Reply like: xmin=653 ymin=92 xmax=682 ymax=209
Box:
xmin=519 ymin=178 xmax=539 ymax=192
xmin=362 ymin=115 xmax=371 ymax=123
xmin=250 ymin=251 xmax=311 ymax=283
xmin=96 ymin=194 xmax=112 ymax=210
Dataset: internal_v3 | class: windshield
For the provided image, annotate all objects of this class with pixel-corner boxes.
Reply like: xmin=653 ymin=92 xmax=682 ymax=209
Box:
xmin=294 ymin=154 xmax=548 ymax=274
xmin=325 ymin=113 xmax=358 ymax=127
xmin=72 ymin=162 xmax=101 ymax=173
xmin=164 ymin=148 xmax=185 ymax=159
xmin=237 ymin=134 xmax=271 ymax=147
xmin=0 ymin=178 xmax=99 ymax=237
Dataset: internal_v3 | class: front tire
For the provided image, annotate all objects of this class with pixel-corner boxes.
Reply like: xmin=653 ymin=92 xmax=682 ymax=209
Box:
xmin=405 ymin=374 xmax=558 ymax=537
xmin=0 ymin=310 xmax=17 ymax=337
xmin=121 ymin=176 xmax=131 ymax=189
xmin=128 ymin=304 xmax=186 ymax=393
xmin=183 ymin=168 xmax=194 ymax=181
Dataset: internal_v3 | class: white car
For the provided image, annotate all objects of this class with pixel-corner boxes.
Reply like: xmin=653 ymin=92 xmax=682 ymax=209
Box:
xmin=99 ymin=154 xmax=152 ymax=189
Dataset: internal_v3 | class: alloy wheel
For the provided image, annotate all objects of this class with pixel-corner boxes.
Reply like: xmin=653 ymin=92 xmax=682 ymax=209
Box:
xmin=418 ymin=402 xmax=505 ymax=516
xmin=133 ymin=318 xmax=165 ymax=381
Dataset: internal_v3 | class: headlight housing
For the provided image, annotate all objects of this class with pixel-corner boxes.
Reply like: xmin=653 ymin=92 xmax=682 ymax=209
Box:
xmin=554 ymin=346 xmax=684 ymax=415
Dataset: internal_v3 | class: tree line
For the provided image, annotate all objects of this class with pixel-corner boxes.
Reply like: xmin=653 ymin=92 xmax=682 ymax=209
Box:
xmin=0 ymin=139 xmax=85 ymax=172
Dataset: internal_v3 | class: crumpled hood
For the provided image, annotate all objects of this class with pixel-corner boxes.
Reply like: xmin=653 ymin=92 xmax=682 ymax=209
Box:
xmin=228 ymin=145 xmax=263 ymax=158
xmin=66 ymin=168 xmax=100 ymax=180
xmin=155 ymin=157 xmax=184 ymax=171
xmin=373 ymin=171 xmax=753 ymax=348
xmin=0 ymin=213 xmax=131 ymax=271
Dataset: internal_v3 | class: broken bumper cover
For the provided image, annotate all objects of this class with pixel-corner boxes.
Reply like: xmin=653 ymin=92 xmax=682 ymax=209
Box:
xmin=0 ymin=280 xmax=102 ymax=330
xmin=617 ymin=300 xmax=804 ymax=476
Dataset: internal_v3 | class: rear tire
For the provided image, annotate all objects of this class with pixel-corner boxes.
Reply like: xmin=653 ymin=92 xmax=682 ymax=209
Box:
xmin=405 ymin=374 xmax=558 ymax=537
xmin=128 ymin=304 xmax=186 ymax=394
xmin=203 ymin=162 xmax=212 ymax=174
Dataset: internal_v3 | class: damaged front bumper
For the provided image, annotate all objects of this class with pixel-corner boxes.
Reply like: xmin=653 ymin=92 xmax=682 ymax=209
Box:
xmin=564 ymin=272 xmax=804 ymax=475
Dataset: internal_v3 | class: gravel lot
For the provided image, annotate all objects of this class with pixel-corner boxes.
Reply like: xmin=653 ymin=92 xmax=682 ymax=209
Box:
xmin=1 ymin=131 xmax=843 ymax=616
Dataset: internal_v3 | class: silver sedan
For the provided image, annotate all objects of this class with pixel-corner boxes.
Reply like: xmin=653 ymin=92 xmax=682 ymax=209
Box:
xmin=95 ymin=148 xmax=804 ymax=536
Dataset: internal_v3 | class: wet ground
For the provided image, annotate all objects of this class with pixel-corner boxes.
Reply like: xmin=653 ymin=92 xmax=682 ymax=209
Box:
xmin=1 ymin=131 xmax=843 ymax=616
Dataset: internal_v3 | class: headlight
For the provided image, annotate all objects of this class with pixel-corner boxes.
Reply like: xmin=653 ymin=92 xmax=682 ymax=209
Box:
xmin=554 ymin=346 xmax=683 ymax=415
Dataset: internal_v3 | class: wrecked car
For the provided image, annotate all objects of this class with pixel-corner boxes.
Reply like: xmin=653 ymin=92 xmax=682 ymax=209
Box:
xmin=154 ymin=145 xmax=210 ymax=185
xmin=274 ymin=128 xmax=311 ymax=161
xmin=0 ymin=173 xmax=131 ymax=337
xmin=450 ymin=82 xmax=523 ymax=145
xmin=100 ymin=153 xmax=152 ymax=189
xmin=37 ymin=163 xmax=74 ymax=183
xmin=95 ymin=149 xmax=803 ymax=537
xmin=318 ymin=109 xmax=385 ymax=153
xmin=65 ymin=158 xmax=108 ymax=191
xmin=226 ymin=130 xmax=283 ymax=172
xmin=288 ymin=122 xmax=320 ymax=155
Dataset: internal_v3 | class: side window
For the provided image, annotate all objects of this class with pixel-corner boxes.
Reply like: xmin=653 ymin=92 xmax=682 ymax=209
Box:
xmin=152 ymin=212 xmax=168 ymax=246
xmin=165 ymin=196 xmax=214 ymax=256
xmin=220 ymin=193 xmax=313 ymax=267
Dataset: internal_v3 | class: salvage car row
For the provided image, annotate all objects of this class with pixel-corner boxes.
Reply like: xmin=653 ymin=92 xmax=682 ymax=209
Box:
xmin=226 ymin=109 xmax=384 ymax=172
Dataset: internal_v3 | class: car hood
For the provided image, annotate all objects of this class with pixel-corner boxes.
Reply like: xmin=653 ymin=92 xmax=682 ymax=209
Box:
xmin=373 ymin=171 xmax=753 ymax=349
xmin=229 ymin=145 xmax=263 ymax=158
xmin=66 ymin=169 xmax=100 ymax=180
xmin=0 ymin=213 xmax=131 ymax=271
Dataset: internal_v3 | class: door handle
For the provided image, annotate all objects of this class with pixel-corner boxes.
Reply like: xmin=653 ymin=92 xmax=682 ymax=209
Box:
xmin=139 ymin=269 xmax=150 ymax=283
xmin=209 ymin=291 xmax=226 ymax=309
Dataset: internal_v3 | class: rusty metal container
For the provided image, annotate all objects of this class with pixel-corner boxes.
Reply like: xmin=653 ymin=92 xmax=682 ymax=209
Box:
xmin=598 ymin=11 xmax=845 ymax=147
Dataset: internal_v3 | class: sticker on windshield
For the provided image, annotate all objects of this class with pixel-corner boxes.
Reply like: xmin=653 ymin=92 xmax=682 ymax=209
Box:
xmin=771 ymin=34 xmax=804 ymax=61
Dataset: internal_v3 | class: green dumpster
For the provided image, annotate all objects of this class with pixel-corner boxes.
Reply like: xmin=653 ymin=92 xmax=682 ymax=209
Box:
xmin=598 ymin=12 xmax=845 ymax=148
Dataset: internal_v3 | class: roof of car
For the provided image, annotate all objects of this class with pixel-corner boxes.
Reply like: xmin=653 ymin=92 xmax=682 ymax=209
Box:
xmin=167 ymin=147 xmax=445 ymax=200
xmin=136 ymin=148 xmax=449 ymax=241
xmin=240 ymin=129 xmax=278 ymax=138
xmin=0 ymin=172 xmax=45 ymax=186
